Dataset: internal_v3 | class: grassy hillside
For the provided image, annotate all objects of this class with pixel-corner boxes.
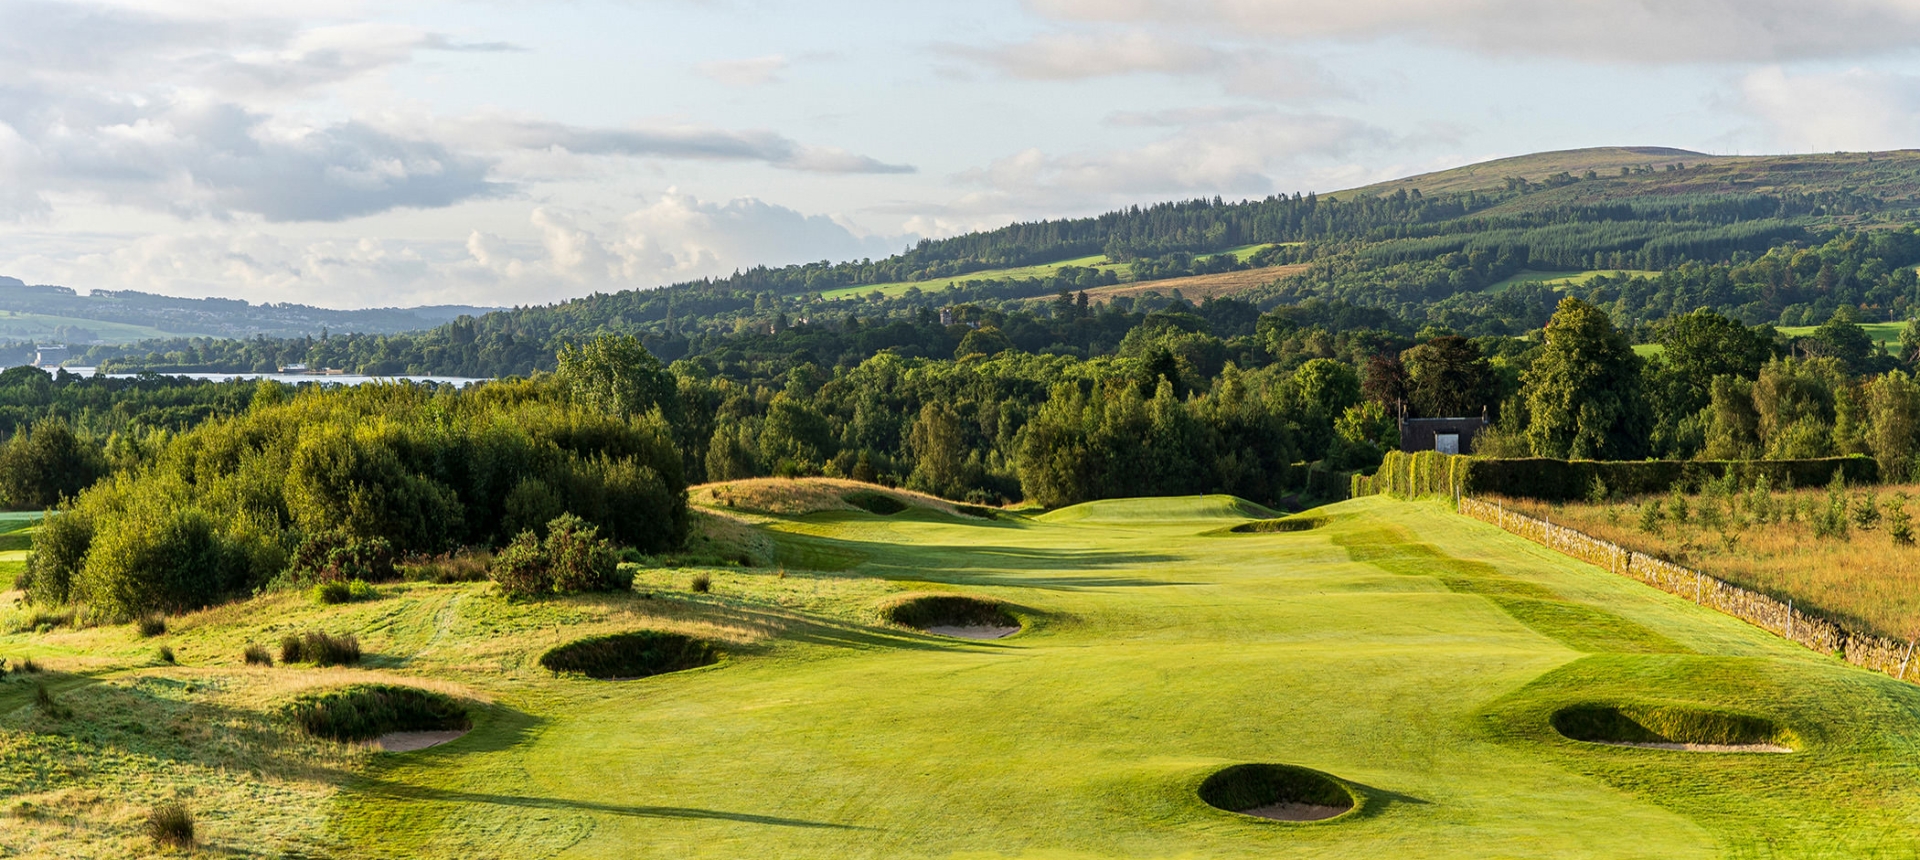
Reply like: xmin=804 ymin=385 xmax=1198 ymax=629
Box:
xmin=1778 ymin=321 xmax=1906 ymax=350
xmin=0 ymin=311 xmax=199 ymax=345
xmin=1330 ymin=147 xmax=1718 ymax=199
xmin=5 ymin=488 xmax=1918 ymax=857
xmin=820 ymin=245 xmax=1278 ymax=300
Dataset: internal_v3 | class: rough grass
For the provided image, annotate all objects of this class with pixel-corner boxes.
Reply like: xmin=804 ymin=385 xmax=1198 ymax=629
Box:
xmin=537 ymin=631 xmax=718 ymax=680
xmin=1229 ymin=516 xmax=1328 ymax=534
xmin=1499 ymin=485 xmax=1920 ymax=638
xmin=279 ymin=631 xmax=361 ymax=666
xmin=144 ymin=802 xmax=194 ymax=849
xmin=1198 ymin=763 xmax=1355 ymax=816
xmin=689 ymin=477 xmax=971 ymax=518
xmin=283 ymin=683 xmax=470 ymax=742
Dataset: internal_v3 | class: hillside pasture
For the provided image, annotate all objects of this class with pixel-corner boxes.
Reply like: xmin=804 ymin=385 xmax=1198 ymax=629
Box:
xmin=817 ymin=245 xmax=1280 ymax=301
xmin=1485 ymin=269 xmax=1662 ymax=294
xmin=2 ymin=489 xmax=1918 ymax=857
xmin=1062 ymin=264 xmax=1309 ymax=305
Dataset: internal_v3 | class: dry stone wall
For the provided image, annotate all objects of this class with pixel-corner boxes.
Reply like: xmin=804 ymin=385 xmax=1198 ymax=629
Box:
xmin=1458 ymin=496 xmax=1920 ymax=684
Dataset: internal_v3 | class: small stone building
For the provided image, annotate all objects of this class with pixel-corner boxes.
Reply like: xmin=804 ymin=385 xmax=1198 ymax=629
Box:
xmin=1398 ymin=416 xmax=1490 ymax=455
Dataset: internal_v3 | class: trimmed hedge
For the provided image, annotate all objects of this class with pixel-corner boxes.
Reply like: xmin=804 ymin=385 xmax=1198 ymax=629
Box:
xmin=1354 ymin=451 xmax=1879 ymax=502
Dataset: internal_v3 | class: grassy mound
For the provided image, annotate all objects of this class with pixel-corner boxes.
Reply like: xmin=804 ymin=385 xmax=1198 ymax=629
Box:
xmin=877 ymin=593 xmax=1018 ymax=630
xmin=1039 ymin=495 xmax=1279 ymax=524
xmin=1198 ymin=763 xmax=1357 ymax=820
xmin=538 ymin=631 xmax=718 ymax=680
xmin=690 ymin=478 xmax=971 ymax=518
xmin=1229 ymin=516 xmax=1328 ymax=534
xmin=1552 ymin=703 xmax=1795 ymax=748
xmin=284 ymin=684 xmax=470 ymax=743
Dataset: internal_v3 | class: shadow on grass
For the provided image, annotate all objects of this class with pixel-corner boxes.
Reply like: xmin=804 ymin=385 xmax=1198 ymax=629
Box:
xmin=355 ymin=778 xmax=868 ymax=829
xmin=1344 ymin=779 xmax=1431 ymax=822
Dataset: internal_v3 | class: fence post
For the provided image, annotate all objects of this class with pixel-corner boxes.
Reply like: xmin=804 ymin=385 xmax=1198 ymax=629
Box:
xmin=1902 ymin=639 xmax=1917 ymax=681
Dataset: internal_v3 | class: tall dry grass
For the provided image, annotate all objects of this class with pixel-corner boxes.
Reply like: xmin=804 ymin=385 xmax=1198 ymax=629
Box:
xmin=1497 ymin=482 xmax=1920 ymax=640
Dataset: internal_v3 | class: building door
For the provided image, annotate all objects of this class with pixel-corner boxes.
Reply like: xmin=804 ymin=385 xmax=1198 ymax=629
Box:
xmin=1434 ymin=433 xmax=1460 ymax=455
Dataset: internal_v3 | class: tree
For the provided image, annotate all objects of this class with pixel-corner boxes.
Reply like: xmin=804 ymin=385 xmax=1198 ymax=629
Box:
xmin=1805 ymin=309 xmax=1877 ymax=375
xmin=1401 ymin=335 xmax=1498 ymax=418
xmin=1864 ymin=371 xmax=1920 ymax=480
xmin=907 ymin=402 xmax=967 ymax=497
xmin=1521 ymin=297 xmax=1647 ymax=459
xmin=556 ymin=334 xmax=677 ymax=422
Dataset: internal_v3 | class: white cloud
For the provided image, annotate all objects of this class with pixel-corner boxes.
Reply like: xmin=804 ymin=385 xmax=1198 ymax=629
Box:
xmin=1738 ymin=66 xmax=1920 ymax=152
xmin=950 ymin=111 xmax=1392 ymax=213
xmin=696 ymin=54 xmax=789 ymax=87
xmin=0 ymin=192 xmax=914 ymax=307
xmin=1026 ymin=0 xmax=1920 ymax=64
xmin=446 ymin=116 xmax=915 ymax=175
xmin=949 ymin=30 xmax=1345 ymax=102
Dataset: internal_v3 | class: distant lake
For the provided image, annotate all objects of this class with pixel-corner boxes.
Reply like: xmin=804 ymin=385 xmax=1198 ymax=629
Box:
xmin=57 ymin=367 xmax=491 ymax=386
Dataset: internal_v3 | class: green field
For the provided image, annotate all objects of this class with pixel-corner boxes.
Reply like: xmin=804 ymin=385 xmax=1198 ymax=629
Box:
xmin=5 ymin=492 xmax=1920 ymax=857
xmin=0 ymin=311 xmax=202 ymax=345
xmin=1485 ymin=269 xmax=1661 ymax=294
xmin=818 ymin=245 xmax=1277 ymax=300
xmin=1778 ymin=321 xmax=1907 ymax=350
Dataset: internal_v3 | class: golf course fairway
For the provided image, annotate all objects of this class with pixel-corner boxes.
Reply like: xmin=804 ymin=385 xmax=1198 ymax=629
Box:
xmin=8 ymin=491 xmax=1920 ymax=858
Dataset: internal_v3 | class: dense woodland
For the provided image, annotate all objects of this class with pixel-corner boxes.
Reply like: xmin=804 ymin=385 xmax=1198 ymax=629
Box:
xmin=21 ymin=155 xmax=1920 ymax=618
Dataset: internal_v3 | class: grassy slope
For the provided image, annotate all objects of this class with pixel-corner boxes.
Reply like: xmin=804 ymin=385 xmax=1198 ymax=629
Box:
xmin=818 ymin=245 xmax=1277 ymax=300
xmin=1778 ymin=321 xmax=1906 ymax=350
xmin=6 ymin=493 xmax=1920 ymax=857
xmin=0 ymin=310 xmax=202 ymax=345
xmin=1484 ymin=269 xmax=1663 ymax=294
xmin=1329 ymin=147 xmax=1716 ymax=200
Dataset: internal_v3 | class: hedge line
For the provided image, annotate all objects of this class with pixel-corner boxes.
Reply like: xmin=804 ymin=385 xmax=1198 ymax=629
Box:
xmin=1354 ymin=451 xmax=1880 ymax=502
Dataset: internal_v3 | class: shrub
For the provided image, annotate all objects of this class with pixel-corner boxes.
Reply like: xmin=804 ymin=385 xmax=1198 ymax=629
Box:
xmin=487 ymin=530 xmax=550 ymax=598
xmin=156 ymin=645 xmax=175 ymax=664
xmin=538 ymin=631 xmax=717 ymax=679
xmin=242 ymin=643 xmax=273 ymax=666
xmin=145 ymin=802 xmax=194 ymax=850
xmin=1891 ymin=493 xmax=1915 ymax=546
xmin=135 ymin=614 xmax=167 ymax=637
xmin=1359 ymin=451 xmax=1879 ymax=502
xmin=283 ymin=683 xmax=470 ymax=742
xmin=1853 ymin=489 xmax=1883 ymax=531
xmin=279 ymin=631 xmax=361 ymax=667
xmin=489 ymin=515 xmax=624 ymax=598
xmin=545 ymin=514 xmax=621 ymax=593
xmin=291 ymin=531 xmax=397 ymax=583
xmin=311 ymin=579 xmax=377 ymax=605
xmin=689 ymin=572 xmax=711 ymax=593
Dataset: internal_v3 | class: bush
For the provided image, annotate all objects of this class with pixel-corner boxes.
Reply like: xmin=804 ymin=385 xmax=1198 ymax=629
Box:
xmin=488 ymin=514 xmax=623 ymax=598
xmin=538 ymin=631 xmax=717 ymax=680
xmin=156 ymin=645 xmax=175 ymax=664
xmin=689 ymin=572 xmax=711 ymax=593
xmin=291 ymin=531 xmax=397 ymax=583
xmin=279 ymin=631 xmax=361 ymax=667
xmin=145 ymin=802 xmax=194 ymax=850
xmin=242 ymin=643 xmax=273 ymax=666
xmin=311 ymin=579 xmax=377 ymax=605
xmin=283 ymin=683 xmax=469 ymax=742
xmin=136 ymin=614 xmax=167 ymax=637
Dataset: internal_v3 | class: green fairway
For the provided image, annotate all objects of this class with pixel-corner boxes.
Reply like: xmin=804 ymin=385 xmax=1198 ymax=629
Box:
xmin=817 ymin=245 xmax=1277 ymax=300
xmin=6 ymin=493 xmax=1920 ymax=857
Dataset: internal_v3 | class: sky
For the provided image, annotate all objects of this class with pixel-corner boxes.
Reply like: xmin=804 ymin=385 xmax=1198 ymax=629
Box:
xmin=5 ymin=1 xmax=1920 ymax=309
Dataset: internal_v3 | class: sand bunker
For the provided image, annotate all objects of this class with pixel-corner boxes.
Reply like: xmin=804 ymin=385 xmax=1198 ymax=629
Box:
xmin=1553 ymin=704 xmax=1796 ymax=753
xmin=879 ymin=594 xmax=1022 ymax=639
xmin=373 ymin=730 xmax=469 ymax=752
xmin=539 ymin=630 xmax=719 ymax=680
xmin=923 ymin=624 xmax=1020 ymax=640
xmin=1199 ymin=764 xmax=1356 ymax=823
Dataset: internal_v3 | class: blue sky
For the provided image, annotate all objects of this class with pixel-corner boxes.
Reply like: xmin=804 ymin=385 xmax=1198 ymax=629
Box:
xmin=3 ymin=0 xmax=1920 ymax=309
